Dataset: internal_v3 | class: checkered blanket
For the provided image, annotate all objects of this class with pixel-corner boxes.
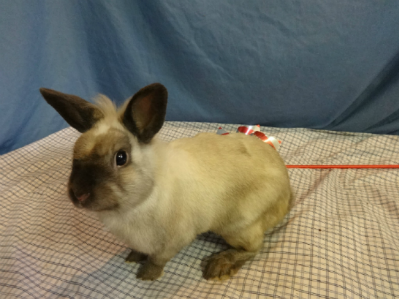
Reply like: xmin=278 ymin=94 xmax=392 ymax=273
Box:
xmin=1 ymin=122 xmax=398 ymax=298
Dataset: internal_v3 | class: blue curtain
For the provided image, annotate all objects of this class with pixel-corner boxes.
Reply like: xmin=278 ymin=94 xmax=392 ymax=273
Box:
xmin=1 ymin=1 xmax=399 ymax=154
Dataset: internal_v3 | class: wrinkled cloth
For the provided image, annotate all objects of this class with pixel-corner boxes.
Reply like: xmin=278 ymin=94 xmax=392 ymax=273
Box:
xmin=2 ymin=1 xmax=399 ymax=155
xmin=1 ymin=122 xmax=399 ymax=298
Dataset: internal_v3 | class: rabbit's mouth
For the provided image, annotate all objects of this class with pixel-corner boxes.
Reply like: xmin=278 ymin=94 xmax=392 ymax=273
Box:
xmin=68 ymin=188 xmax=119 ymax=211
xmin=75 ymin=192 xmax=90 ymax=203
xmin=69 ymin=188 xmax=91 ymax=208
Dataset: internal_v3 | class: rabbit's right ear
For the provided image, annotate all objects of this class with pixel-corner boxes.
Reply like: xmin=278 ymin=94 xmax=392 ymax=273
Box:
xmin=40 ymin=88 xmax=104 ymax=133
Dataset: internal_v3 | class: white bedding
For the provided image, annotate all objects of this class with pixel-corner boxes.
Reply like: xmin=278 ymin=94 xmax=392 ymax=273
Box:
xmin=1 ymin=122 xmax=398 ymax=298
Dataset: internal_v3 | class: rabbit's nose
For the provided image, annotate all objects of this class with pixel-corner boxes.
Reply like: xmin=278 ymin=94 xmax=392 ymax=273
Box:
xmin=75 ymin=192 xmax=90 ymax=202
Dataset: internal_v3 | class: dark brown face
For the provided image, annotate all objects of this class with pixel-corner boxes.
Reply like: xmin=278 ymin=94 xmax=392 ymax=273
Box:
xmin=39 ymin=83 xmax=168 ymax=211
xmin=68 ymin=128 xmax=132 ymax=212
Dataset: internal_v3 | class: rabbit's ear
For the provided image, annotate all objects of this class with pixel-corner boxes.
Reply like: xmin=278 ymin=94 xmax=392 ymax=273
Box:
xmin=40 ymin=88 xmax=104 ymax=133
xmin=123 ymin=83 xmax=167 ymax=143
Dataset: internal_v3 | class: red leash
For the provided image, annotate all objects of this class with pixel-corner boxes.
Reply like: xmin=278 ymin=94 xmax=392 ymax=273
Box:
xmin=217 ymin=126 xmax=399 ymax=169
xmin=286 ymin=165 xmax=399 ymax=169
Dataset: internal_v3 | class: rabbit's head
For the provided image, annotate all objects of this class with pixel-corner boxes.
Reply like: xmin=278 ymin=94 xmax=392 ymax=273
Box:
xmin=40 ymin=83 xmax=167 ymax=212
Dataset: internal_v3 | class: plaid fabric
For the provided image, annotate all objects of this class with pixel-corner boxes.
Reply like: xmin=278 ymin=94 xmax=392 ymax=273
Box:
xmin=1 ymin=122 xmax=398 ymax=299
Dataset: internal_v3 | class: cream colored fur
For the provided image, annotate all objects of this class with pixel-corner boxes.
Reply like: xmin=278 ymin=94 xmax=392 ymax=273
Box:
xmin=65 ymin=91 xmax=291 ymax=280
xmin=90 ymin=96 xmax=292 ymax=276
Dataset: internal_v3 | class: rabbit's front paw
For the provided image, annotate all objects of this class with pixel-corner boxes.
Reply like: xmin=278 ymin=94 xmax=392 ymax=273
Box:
xmin=136 ymin=262 xmax=164 ymax=281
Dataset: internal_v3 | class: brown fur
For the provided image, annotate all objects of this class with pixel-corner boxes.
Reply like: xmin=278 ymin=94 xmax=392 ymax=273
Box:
xmin=40 ymin=88 xmax=104 ymax=133
xmin=40 ymin=83 xmax=292 ymax=281
xmin=123 ymin=83 xmax=167 ymax=143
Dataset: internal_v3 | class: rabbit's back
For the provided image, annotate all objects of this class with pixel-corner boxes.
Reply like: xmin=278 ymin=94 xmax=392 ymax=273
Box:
xmin=162 ymin=132 xmax=291 ymax=234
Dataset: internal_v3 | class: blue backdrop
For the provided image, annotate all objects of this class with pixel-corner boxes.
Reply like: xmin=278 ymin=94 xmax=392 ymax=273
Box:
xmin=1 ymin=1 xmax=399 ymax=154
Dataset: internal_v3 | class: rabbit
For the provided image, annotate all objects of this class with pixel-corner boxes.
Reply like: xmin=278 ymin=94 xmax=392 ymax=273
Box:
xmin=39 ymin=83 xmax=292 ymax=281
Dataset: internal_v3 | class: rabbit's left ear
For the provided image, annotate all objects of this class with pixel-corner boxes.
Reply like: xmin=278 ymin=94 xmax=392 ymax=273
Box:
xmin=40 ymin=88 xmax=104 ymax=133
xmin=123 ymin=83 xmax=168 ymax=143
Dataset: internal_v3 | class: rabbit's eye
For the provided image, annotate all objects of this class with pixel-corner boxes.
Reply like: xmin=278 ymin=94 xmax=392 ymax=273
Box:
xmin=116 ymin=151 xmax=127 ymax=166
